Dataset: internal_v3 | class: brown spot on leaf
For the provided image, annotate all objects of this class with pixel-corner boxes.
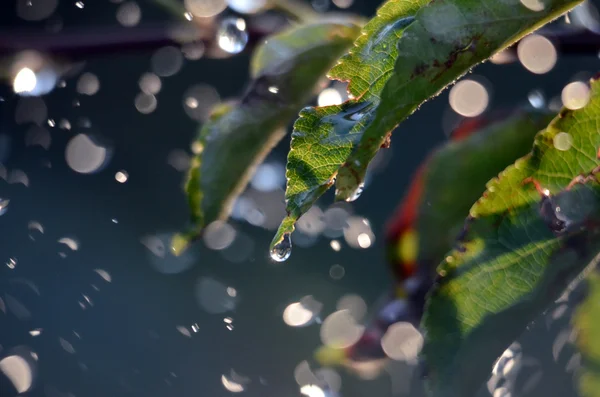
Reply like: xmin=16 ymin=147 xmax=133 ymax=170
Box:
xmin=380 ymin=132 xmax=392 ymax=149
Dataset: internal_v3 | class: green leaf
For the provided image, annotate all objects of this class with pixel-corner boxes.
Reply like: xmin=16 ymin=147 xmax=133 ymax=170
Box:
xmin=575 ymin=271 xmax=600 ymax=397
xmin=174 ymin=21 xmax=361 ymax=255
xmin=271 ymin=0 xmax=430 ymax=252
xmin=272 ymin=0 xmax=583 ymax=252
xmin=387 ymin=109 xmax=554 ymax=278
xmin=422 ymin=77 xmax=600 ymax=397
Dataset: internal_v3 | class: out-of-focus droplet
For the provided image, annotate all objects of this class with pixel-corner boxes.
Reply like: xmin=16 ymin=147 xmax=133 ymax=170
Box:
xmin=0 ymin=352 xmax=35 ymax=393
xmin=344 ymin=217 xmax=375 ymax=249
xmin=167 ymin=149 xmax=191 ymax=171
xmin=295 ymin=361 xmax=320 ymax=386
xmin=182 ymin=42 xmax=205 ymax=60
xmin=329 ymin=264 xmax=345 ymax=280
xmin=323 ymin=207 xmax=350 ymax=237
xmin=28 ymin=221 xmax=44 ymax=240
xmin=553 ymin=132 xmax=573 ymax=151
xmin=151 ymin=46 xmax=183 ymax=77
xmin=520 ymin=0 xmax=545 ymax=11
xmin=381 ymin=322 xmax=423 ymax=361
xmin=203 ymin=221 xmax=236 ymax=250
xmin=58 ymin=237 xmax=79 ymax=251
xmin=270 ymin=233 xmax=292 ymax=262
xmin=25 ymin=125 xmax=51 ymax=150
xmin=183 ymin=84 xmax=220 ymax=121
xmin=13 ymin=68 xmax=37 ymax=94
xmin=221 ymin=371 xmax=249 ymax=393
xmin=93 ymin=269 xmax=112 ymax=282
xmin=489 ymin=49 xmax=516 ymax=65
xmin=75 ymin=1 xmax=84 ymax=8
xmin=138 ymin=73 xmax=161 ymax=95
xmin=29 ymin=329 xmax=42 ymax=337
xmin=65 ymin=134 xmax=111 ymax=174
xmin=8 ymin=169 xmax=29 ymax=187
xmin=227 ymin=0 xmax=266 ymax=13
xmin=343 ymin=182 xmax=364 ymax=203
xmin=336 ymin=294 xmax=367 ymax=322
xmin=296 ymin=206 xmax=325 ymax=236
xmin=135 ymin=93 xmax=158 ymax=114
xmin=141 ymin=233 xmax=195 ymax=274
xmin=6 ymin=257 xmax=17 ymax=269
xmin=184 ymin=0 xmax=226 ymax=17
xmin=318 ymin=88 xmax=343 ymax=107
xmin=76 ymin=73 xmax=100 ymax=95
xmin=528 ymin=90 xmax=546 ymax=109
xmin=5 ymin=294 xmax=30 ymax=318
xmin=59 ymin=119 xmax=71 ymax=130
xmin=300 ymin=384 xmax=326 ymax=397
xmin=59 ymin=338 xmax=76 ymax=354
xmin=320 ymin=310 xmax=365 ymax=349
xmin=251 ymin=162 xmax=285 ymax=192
xmin=195 ymin=277 xmax=238 ymax=314
xmin=17 ymin=0 xmax=58 ymax=21
xmin=332 ymin=0 xmax=353 ymax=8
xmin=116 ymin=1 xmax=141 ymax=26
xmin=517 ymin=34 xmax=557 ymax=74
xmin=449 ymin=79 xmax=489 ymax=117
xmin=15 ymin=96 xmax=47 ymax=125
xmin=0 ymin=198 xmax=9 ymax=216
xmin=330 ymin=240 xmax=341 ymax=251
xmin=115 ymin=170 xmax=128 ymax=183
xmin=561 ymin=81 xmax=590 ymax=110
xmin=283 ymin=296 xmax=322 ymax=327
xmin=217 ymin=18 xmax=249 ymax=54
xmin=176 ymin=325 xmax=191 ymax=337
xmin=314 ymin=368 xmax=342 ymax=393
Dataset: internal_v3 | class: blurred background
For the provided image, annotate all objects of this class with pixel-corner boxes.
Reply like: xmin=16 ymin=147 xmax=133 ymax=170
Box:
xmin=0 ymin=0 xmax=599 ymax=396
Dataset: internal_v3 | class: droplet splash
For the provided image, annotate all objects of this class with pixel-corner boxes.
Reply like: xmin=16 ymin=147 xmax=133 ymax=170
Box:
xmin=270 ymin=233 xmax=292 ymax=262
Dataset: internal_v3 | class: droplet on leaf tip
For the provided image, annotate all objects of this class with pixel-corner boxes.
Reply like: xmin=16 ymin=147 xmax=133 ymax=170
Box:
xmin=270 ymin=233 xmax=292 ymax=262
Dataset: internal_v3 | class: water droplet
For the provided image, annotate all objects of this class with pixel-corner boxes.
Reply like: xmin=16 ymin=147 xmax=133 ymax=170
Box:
xmin=345 ymin=183 xmax=364 ymax=202
xmin=6 ymin=257 xmax=17 ymax=269
xmin=217 ymin=17 xmax=249 ymax=54
xmin=0 ymin=198 xmax=9 ymax=215
xmin=270 ymin=233 xmax=292 ymax=262
xmin=528 ymin=90 xmax=545 ymax=109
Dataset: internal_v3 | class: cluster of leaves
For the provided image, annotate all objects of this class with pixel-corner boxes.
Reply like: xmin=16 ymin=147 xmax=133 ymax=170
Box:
xmin=175 ymin=0 xmax=600 ymax=396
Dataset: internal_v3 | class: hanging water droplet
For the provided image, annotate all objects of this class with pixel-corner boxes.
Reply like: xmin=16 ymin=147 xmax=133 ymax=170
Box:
xmin=345 ymin=183 xmax=364 ymax=202
xmin=217 ymin=17 xmax=249 ymax=54
xmin=0 ymin=198 xmax=9 ymax=215
xmin=270 ymin=233 xmax=292 ymax=262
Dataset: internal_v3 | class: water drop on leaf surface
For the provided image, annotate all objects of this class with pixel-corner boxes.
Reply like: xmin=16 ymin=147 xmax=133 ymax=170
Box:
xmin=270 ymin=233 xmax=292 ymax=262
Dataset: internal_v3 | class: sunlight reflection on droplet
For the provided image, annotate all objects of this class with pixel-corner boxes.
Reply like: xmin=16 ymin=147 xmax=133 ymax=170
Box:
xmin=65 ymin=134 xmax=111 ymax=174
xmin=517 ymin=34 xmax=557 ymax=74
xmin=13 ymin=68 xmax=37 ymax=94
xmin=318 ymin=88 xmax=343 ymax=107
xmin=217 ymin=18 xmax=249 ymax=54
xmin=330 ymin=240 xmax=341 ymax=251
xmin=116 ymin=1 xmax=141 ymax=26
xmin=184 ymin=0 xmax=226 ymax=17
xmin=561 ymin=81 xmax=590 ymax=110
xmin=449 ymin=79 xmax=489 ymax=117
xmin=135 ymin=93 xmax=157 ymax=114
xmin=336 ymin=294 xmax=367 ymax=322
xmin=553 ymin=132 xmax=573 ymax=151
xmin=227 ymin=0 xmax=266 ymax=13
xmin=381 ymin=322 xmax=423 ymax=362
xmin=183 ymin=84 xmax=220 ymax=121
xmin=344 ymin=217 xmax=375 ymax=249
xmin=115 ymin=170 xmax=129 ymax=183
xmin=320 ymin=310 xmax=365 ymax=348
xmin=151 ymin=46 xmax=184 ymax=77
xmin=76 ymin=73 xmax=100 ymax=95
xmin=300 ymin=384 xmax=325 ymax=397
xmin=195 ymin=277 xmax=238 ymax=314
xmin=0 ymin=354 xmax=34 ymax=393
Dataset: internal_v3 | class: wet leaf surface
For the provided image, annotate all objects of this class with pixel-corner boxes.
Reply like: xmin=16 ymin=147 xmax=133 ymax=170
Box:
xmin=422 ymin=77 xmax=600 ymax=397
